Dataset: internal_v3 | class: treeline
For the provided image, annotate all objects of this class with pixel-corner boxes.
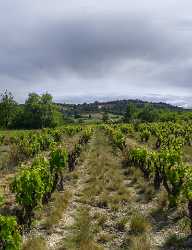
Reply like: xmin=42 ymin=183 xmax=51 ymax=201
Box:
xmin=0 ymin=90 xmax=63 ymax=129
xmin=123 ymin=102 xmax=192 ymax=123
xmin=1 ymin=90 xmax=191 ymax=129
xmin=60 ymin=99 xmax=184 ymax=115
xmin=60 ymin=99 xmax=192 ymax=123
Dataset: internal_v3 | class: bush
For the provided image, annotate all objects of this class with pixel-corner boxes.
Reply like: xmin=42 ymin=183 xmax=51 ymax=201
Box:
xmin=0 ymin=215 xmax=21 ymax=250
xmin=11 ymin=157 xmax=53 ymax=227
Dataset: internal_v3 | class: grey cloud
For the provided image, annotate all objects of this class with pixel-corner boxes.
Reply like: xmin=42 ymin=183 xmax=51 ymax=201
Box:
xmin=0 ymin=1 xmax=192 ymax=102
xmin=0 ymin=16 xmax=184 ymax=79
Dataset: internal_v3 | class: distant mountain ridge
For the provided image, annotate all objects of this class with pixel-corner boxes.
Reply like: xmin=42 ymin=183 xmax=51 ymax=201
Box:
xmin=56 ymin=98 xmax=188 ymax=116
xmin=54 ymin=94 xmax=192 ymax=109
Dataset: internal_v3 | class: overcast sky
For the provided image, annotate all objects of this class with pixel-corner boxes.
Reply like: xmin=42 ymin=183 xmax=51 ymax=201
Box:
xmin=0 ymin=0 xmax=192 ymax=104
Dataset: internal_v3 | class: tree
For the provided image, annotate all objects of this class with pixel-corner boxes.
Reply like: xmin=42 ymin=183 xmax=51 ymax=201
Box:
xmin=24 ymin=93 xmax=42 ymax=128
xmin=124 ymin=102 xmax=136 ymax=122
xmin=138 ymin=104 xmax=159 ymax=122
xmin=24 ymin=92 xmax=63 ymax=129
xmin=102 ymin=112 xmax=109 ymax=123
xmin=40 ymin=93 xmax=55 ymax=128
xmin=0 ymin=90 xmax=17 ymax=128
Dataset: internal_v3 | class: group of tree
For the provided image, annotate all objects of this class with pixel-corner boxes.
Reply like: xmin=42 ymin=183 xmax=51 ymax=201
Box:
xmin=123 ymin=102 xmax=192 ymax=123
xmin=0 ymin=90 xmax=63 ymax=129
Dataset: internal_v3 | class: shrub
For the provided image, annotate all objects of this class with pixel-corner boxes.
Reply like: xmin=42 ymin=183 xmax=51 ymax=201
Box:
xmin=0 ymin=215 xmax=21 ymax=250
xmin=11 ymin=157 xmax=53 ymax=227
xmin=50 ymin=146 xmax=68 ymax=191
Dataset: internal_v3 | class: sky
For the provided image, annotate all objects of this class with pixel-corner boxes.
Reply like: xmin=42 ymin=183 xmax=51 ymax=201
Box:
xmin=0 ymin=0 xmax=192 ymax=105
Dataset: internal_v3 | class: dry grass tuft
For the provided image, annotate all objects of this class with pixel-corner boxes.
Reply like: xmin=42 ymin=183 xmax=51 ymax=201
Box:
xmin=94 ymin=213 xmax=108 ymax=228
xmin=63 ymin=207 xmax=103 ymax=250
xmin=130 ymin=234 xmax=151 ymax=250
xmin=97 ymin=232 xmax=113 ymax=244
xmin=163 ymin=234 xmax=185 ymax=249
xmin=157 ymin=191 xmax=168 ymax=209
xmin=115 ymin=217 xmax=128 ymax=231
xmin=22 ymin=236 xmax=48 ymax=250
xmin=130 ymin=212 xmax=150 ymax=235
xmin=45 ymin=190 xmax=72 ymax=230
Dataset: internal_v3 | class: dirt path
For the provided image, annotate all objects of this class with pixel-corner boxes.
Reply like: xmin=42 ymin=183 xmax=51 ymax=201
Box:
xmin=52 ymin=130 xmax=137 ymax=249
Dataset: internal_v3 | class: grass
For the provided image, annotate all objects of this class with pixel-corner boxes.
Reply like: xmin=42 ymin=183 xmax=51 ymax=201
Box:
xmin=96 ymin=193 xmax=109 ymax=208
xmin=115 ymin=217 xmax=128 ymax=231
xmin=137 ymin=183 xmax=155 ymax=202
xmin=81 ymin=131 xmax=129 ymax=213
xmin=62 ymin=130 xmax=134 ymax=249
xmin=131 ymin=168 xmax=143 ymax=184
xmin=94 ymin=213 xmax=108 ymax=228
xmin=130 ymin=234 xmax=151 ymax=250
xmin=163 ymin=233 xmax=186 ymax=249
xmin=22 ymin=236 xmax=48 ymax=250
xmin=97 ymin=232 xmax=113 ymax=244
xmin=143 ymin=185 xmax=155 ymax=202
xmin=130 ymin=212 xmax=151 ymax=235
xmin=121 ymin=234 xmax=151 ymax=250
xmin=157 ymin=191 xmax=168 ymax=209
xmin=63 ymin=207 xmax=103 ymax=250
xmin=45 ymin=190 xmax=72 ymax=230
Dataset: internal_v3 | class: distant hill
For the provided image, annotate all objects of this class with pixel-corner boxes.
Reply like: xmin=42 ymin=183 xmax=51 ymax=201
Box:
xmin=56 ymin=99 xmax=185 ymax=116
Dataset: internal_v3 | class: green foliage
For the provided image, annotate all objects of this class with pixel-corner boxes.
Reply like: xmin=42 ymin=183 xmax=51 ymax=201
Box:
xmin=11 ymin=166 xmax=45 ymax=209
xmin=0 ymin=215 xmax=21 ymax=250
xmin=104 ymin=125 xmax=126 ymax=151
xmin=124 ymin=102 xmax=136 ymax=122
xmin=102 ymin=112 xmax=109 ymax=123
xmin=50 ymin=146 xmax=68 ymax=191
xmin=11 ymin=92 xmax=64 ymax=129
xmin=50 ymin=147 xmax=68 ymax=174
xmin=0 ymin=194 xmax=4 ymax=207
xmin=23 ymin=92 xmax=63 ymax=128
xmin=31 ymin=157 xmax=53 ymax=195
xmin=138 ymin=104 xmax=160 ymax=122
xmin=11 ymin=157 xmax=53 ymax=227
xmin=79 ymin=128 xmax=92 ymax=145
xmin=0 ymin=90 xmax=17 ymax=128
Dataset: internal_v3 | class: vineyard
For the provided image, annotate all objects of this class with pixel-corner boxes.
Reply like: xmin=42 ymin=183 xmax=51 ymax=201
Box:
xmin=1 ymin=122 xmax=192 ymax=249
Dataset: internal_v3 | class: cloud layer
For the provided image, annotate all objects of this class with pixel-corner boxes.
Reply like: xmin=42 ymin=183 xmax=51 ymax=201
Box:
xmin=0 ymin=0 xmax=192 ymax=103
